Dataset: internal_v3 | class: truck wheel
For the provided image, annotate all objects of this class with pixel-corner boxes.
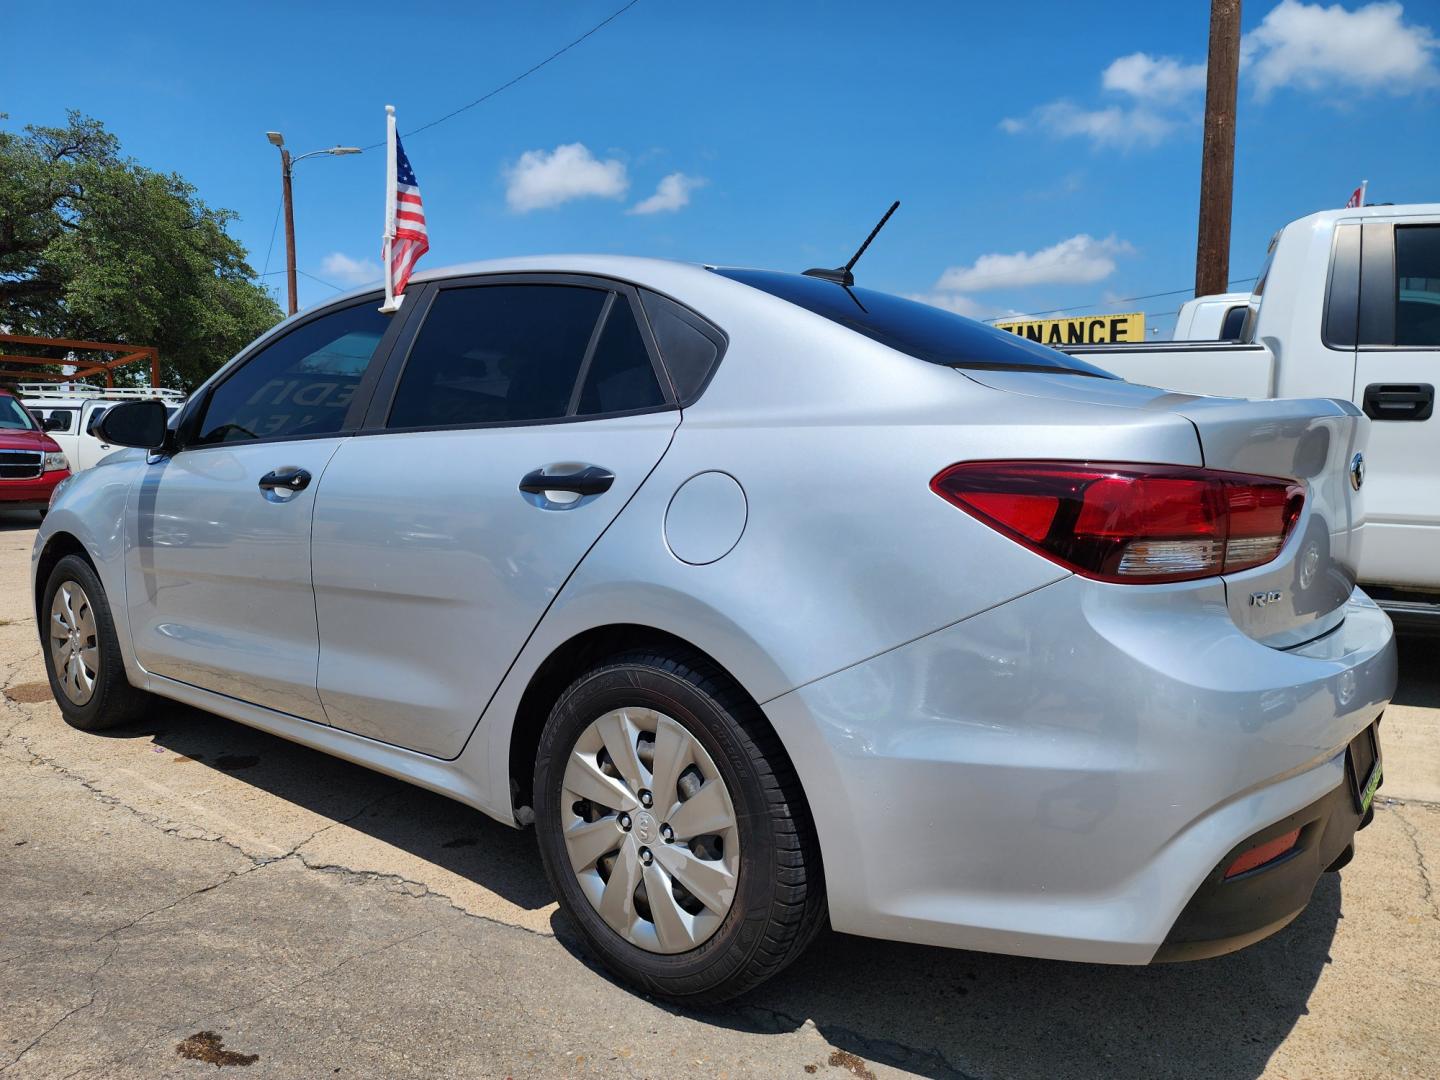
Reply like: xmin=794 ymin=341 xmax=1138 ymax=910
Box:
xmin=40 ymin=554 xmax=150 ymax=731
xmin=533 ymin=648 xmax=826 ymax=1003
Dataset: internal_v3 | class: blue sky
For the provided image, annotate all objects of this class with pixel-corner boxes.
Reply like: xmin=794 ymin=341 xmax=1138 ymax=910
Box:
xmin=5 ymin=0 xmax=1438 ymax=333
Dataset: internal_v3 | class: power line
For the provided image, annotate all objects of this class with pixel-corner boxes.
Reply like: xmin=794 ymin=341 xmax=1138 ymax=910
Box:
xmin=983 ymin=276 xmax=1257 ymax=324
xmin=359 ymin=0 xmax=643 ymax=151
xmin=297 ymin=269 xmax=345 ymax=292
xmin=259 ymin=194 xmax=282 ymax=280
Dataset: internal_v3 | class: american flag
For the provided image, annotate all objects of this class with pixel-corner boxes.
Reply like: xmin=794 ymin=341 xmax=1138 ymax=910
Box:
xmin=387 ymin=134 xmax=429 ymax=296
xmin=1344 ymin=182 xmax=1367 ymax=209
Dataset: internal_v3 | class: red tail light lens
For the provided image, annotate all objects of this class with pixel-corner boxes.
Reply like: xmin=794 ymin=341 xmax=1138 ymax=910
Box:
xmin=932 ymin=461 xmax=1305 ymax=584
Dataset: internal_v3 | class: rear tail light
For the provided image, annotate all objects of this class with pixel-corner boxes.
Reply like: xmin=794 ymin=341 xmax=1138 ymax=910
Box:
xmin=931 ymin=461 xmax=1304 ymax=584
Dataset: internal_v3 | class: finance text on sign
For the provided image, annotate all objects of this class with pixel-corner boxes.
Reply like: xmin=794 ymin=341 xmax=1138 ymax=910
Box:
xmin=994 ymin=312 xmax=1145 ymax=345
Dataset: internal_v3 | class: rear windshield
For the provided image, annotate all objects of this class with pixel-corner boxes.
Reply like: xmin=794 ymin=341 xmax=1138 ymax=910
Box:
xmin=711 ymin=268 xmax=1114 ymax=377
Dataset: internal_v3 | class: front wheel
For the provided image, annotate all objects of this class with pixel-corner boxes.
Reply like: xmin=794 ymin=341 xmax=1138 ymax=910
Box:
xmin=40 ymin=554 xmax=150 ymax=731
xmin=533 ymin=648 xmax=825 ymax=1003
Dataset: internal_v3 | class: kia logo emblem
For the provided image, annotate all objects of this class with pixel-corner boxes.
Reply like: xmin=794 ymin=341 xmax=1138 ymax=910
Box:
xmin=1349 ymin=453 xmax=1365 ymax=491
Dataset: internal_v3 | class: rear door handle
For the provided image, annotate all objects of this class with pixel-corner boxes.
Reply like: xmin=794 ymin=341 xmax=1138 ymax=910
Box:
xmin=518 ymin=465 xmax=615 ymax=497
xmin=258 ymin=466 xmax=312 ymax=492
xmin=1362 ymin=383 xmax=1433 ymax=422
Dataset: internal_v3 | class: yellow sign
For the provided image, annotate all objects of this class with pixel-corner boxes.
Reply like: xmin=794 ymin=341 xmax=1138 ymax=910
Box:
xmin=994 ymin=312 xmax=1145 ymax=346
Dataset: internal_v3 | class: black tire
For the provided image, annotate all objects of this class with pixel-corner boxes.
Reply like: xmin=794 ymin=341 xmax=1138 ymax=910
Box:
xmin=533 ymin=647 xmax=826 ymax=1003
xmin=40 ymin=554 xmax=150 ymax=731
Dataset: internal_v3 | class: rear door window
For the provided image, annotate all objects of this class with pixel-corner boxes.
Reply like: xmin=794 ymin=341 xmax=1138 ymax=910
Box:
xmin=387 ymin=284 xmax=616 ymax=428
xmin=711 ymin=268 xmax=1112 ymax=376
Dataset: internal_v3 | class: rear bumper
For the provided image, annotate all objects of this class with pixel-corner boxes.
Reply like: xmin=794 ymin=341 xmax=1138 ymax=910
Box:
xmin=0 ymin=469 xmax=66 ymax=505
xmin=1155 ymin=743 xmax=1377 ymax=962
xmin=763 ymin=578 xmax=1396 ymax=964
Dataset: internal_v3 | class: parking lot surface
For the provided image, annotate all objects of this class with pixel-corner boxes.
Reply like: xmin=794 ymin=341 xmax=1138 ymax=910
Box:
xmin=2 ymin=510 xmax=1437 ymax=1079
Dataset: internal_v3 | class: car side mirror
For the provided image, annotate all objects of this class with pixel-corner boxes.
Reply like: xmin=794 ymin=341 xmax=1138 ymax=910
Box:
xmin=97 ymin=400 xmax=170 ymax=451
xmin=41 ymin=415 xmax=67 ymax=432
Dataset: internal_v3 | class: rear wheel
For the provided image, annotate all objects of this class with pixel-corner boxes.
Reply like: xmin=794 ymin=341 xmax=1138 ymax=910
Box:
xmin=41 ymin=554 xmax=150 ymax=731
xmin=533 ymin=648 xmax=825 ymax=1002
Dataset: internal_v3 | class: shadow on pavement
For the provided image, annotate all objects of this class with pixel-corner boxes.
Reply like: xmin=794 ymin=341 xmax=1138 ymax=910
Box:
xmin=0 ymin=508 xmax=45 ymax=531
xmin=1393 ymin=632 xmax=1439 ymax=709
xmin=558 ymin=882 xmax=1342 ymax=1080
xmin=92 ymin=698 xmax=555 ymax=913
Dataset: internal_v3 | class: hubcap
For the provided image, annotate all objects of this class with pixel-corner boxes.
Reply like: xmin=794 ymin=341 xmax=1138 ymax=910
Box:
xmin=560 ymin=708 xmax=741 ymax=954
xmin=49 ymin=581 xmax=99 ymax=706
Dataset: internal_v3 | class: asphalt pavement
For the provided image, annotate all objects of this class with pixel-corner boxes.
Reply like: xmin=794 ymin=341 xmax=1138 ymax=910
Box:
xmin=2 ymin=509 xmax=1437 ymax=1079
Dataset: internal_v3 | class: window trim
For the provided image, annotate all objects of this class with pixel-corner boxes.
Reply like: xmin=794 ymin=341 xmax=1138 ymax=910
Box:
xmin=637 ymin=289 xmax=730 ymax=407
xmin=173 ymin=291 xmax=418 ymax=454
xmin=360 ymin=272 xmax=680 ymax=437
xmin=1321 ymin=222 xmax=1361 ymax=351
xmin=1358 ymin=221 xmax=1397 ymax=349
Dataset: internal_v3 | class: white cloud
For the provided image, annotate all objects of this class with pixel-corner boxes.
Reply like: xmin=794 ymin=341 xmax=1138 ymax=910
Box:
xmin=1001 ymin=101 xmax=1179 ymax=148
xmin=1243 ymin=0 xmax=1439 ymax=99
xmin=503 ymin=143 xmax=628 ymax=213
xmin=1102 ymin=52 xmax=1207 ymax=100
xmin=320 ymin=252 xmax=382 ymax=286
xmin=627 ymin=172 xmax=707 ymax=215
xmin=935 ymin=234 xmax=1134 ymax=293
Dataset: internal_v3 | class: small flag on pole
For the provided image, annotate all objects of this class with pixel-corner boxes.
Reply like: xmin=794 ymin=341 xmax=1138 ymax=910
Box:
xmin=380 ymin=105 xmax=429 ymax=313
xmin=1344 ymin=180 xmax=1368 ymax=209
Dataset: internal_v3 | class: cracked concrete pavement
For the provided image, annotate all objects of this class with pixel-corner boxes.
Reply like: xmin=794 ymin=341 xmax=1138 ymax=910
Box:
xmin=1 ymin=508 xmax=1437 ymax=1079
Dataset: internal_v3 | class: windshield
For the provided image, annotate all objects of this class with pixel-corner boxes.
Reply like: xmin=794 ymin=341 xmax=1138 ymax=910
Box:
xmin=711 ymin=268 xmax=1114 ymax=377
xmin=0 ymin=396 xmax=37 ymax=431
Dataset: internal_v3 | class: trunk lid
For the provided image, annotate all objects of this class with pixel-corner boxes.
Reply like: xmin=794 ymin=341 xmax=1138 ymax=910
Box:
xmin=962 ymin=370 xmax=1367 ymax=647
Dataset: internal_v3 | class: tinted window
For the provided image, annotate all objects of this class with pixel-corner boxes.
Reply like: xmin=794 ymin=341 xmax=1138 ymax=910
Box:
xmin=1396 ymin=225 xmax=1440 ymax=347
xmin=0 ymin=396 xmax=36 ymax=430
xmin=711 ymin=268 xmax=1112 ymax=376
xmin=1219 ymin=305 xmax=1248 ymax=340
xmin=195 ymin=302 xmax=388 ymax=445
xmin=577 ymin=300 xmax=665 ymax=415
xmin=46 ymin=408 xmax=76 ymax=432
xmin=641 ymin=291 xmax=723 ymax=403
xmin=389 ymin=285 xmax=607 ymax=428
xmin=86 ymin=406 xmax=108 ymax=435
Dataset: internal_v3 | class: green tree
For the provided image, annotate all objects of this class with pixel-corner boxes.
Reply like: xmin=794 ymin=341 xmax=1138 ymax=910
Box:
xmin=0 ymin=112 xmax=281 ymax=389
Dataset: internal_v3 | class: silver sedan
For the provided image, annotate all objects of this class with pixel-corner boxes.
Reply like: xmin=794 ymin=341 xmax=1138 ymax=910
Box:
xmin=33 ymin=255 xmax=1395 ymax=1001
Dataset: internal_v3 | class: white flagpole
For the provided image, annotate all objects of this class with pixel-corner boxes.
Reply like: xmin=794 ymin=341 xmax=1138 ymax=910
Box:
xmin=380 ymin=104 xmax=400 ymax=313
xmin=1359 ymin=179 xmax=1368 ymax=208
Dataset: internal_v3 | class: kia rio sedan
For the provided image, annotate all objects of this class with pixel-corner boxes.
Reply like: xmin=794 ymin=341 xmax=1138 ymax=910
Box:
xmin=34 ymin=256 xmax=1395 ymax=1002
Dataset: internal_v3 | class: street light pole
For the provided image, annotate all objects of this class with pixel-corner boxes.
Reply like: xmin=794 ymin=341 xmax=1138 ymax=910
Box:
xmin=265 ymin=133 xmax=362 ymax=317
xmin=279 ymin=147 xmax=297 ymax=316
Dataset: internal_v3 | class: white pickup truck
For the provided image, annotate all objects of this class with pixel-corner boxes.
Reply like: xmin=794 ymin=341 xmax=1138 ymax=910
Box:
xmin=1059 ymin=204 xmax=1440 ymax=624
xmin=22 ymin=384 xmax=185 ymax=472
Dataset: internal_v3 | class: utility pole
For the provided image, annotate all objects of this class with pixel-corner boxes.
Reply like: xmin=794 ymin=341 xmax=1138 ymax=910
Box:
xmin=1195 ymin=0 xmax=1242 ymax=298
xmin=265 ymin=133 xmax=362 ymax=317
xmin=279 ymin=147 xmax=297 ymax=316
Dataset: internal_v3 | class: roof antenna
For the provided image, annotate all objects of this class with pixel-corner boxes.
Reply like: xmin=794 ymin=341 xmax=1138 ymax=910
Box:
xmin=804 ymin=200 xmax=900 ymax=287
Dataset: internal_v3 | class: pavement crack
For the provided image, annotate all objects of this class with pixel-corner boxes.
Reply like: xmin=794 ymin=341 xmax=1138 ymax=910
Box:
xmin=720 ymin=1003 xmax=979 ymax=1080
xmin=1390 ymin=803 xmax=1439 ymax=921
xmin=286 ymin=852 xmax=553 ymax=938
xmin=0 ymin=940 xmax=121 ymax=1073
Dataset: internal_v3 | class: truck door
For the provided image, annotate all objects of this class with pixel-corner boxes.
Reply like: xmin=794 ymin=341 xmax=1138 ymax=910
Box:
xmin=1352 ymin=220 xmax=1440 ymax=588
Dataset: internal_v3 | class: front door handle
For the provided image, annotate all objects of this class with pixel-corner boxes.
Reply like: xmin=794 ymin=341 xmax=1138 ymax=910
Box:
xmin=258 ymin=466 xmax=312 ymax=492
xmin=1362 ymin=383 xmax=1433 ymax=422
xmin=519 ymin=465 xmax=615 ymax=497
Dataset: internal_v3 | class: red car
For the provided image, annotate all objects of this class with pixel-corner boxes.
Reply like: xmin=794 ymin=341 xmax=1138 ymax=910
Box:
xmin=0 ymin=388 xmax=71 ymax=516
